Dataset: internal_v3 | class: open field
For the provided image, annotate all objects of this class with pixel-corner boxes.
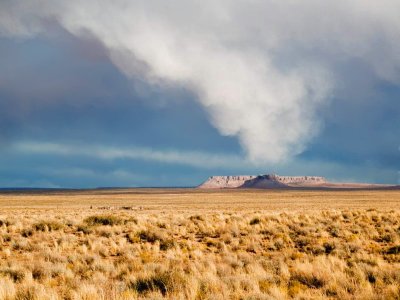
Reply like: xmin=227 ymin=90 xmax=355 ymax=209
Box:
xmin=0 ymin=189 xmax=399 ymax=299
xmin=1 ymin=188 xmax=399 ymax=211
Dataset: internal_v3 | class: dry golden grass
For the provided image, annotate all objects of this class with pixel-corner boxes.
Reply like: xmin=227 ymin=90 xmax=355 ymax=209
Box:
xmin=0 ymin=189 xmax=399 ymax=211
xmin=0 ymin=189 xmax=399 ymax=299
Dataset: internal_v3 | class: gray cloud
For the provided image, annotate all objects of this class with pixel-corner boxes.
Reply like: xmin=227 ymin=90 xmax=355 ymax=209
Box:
xmin=1 ymin=0 xmax=400 ymax=163
xmin=14 ymin=141 xmax=248 ymax=170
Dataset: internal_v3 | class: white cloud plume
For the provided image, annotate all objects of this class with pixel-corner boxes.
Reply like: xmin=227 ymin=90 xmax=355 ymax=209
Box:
xmin=1 ymin=0 xmax=400 ymax=163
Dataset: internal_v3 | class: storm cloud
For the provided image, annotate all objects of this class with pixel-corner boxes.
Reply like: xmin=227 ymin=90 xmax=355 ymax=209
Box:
xmin=2 ymin=0 xmax=399 ymax=163
xmin=0 ymin=0 xmax=399 ymax=186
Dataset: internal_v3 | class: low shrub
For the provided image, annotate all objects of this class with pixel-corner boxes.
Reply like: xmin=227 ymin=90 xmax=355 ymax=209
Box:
xmin=84 ymin=215 xmax=123 ymax=226
xmin=0 ymin=268 xmax=25 ymax=283
xmin=33 ymin=221 xmax=63 ymax=232
xmin=76 ymin=224 xmax=93 ymax=234
xmin=128 ymin=271 xmax=185 ymax=296
xmin=136 ymin=229 xmax=175 ymax=250
xmin=386 ymin=245 xmax=400 ymax=254
xmin=250 ymin=217 xmax=261 ymax=225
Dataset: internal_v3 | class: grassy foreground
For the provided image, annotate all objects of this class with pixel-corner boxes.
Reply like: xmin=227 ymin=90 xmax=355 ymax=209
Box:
xmin=0 ymin=189 xmax=399 ymax=299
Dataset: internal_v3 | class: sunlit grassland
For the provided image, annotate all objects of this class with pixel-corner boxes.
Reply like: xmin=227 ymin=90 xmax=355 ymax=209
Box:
xmin=0 ymin=189 xmax=399 ymax=299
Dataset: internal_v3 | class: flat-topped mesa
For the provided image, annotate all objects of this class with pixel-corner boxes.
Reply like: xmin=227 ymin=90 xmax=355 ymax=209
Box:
xmin=198 ymin=173 xmax=398 ymax=189
xmin=197 ymin=175 xmax=257 ymax=188
xmin=198 ymin=174 xmax=327 ymax=189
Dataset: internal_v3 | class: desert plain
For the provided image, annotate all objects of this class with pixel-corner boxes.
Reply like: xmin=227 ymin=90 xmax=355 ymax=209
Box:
xmin=0 ymin=188 xmax=399 ymax=299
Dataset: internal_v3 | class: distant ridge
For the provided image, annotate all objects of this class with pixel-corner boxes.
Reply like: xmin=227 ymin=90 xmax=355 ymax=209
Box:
xmin=198 ymin=174 xmax=399 ymax=190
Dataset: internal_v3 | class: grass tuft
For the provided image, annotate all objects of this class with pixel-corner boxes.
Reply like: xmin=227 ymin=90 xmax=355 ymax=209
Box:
xmin=84 ymin=215 xmax=123 ymax=226
xmin=250 ymin=217 xmax=261 ymax=225
xmin=33 ymin=221 xmax=63 ymax=232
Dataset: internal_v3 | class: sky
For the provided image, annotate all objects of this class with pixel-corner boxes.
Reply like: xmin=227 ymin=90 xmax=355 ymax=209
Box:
xmin=0 ymin=0 xmax=399 ymax=188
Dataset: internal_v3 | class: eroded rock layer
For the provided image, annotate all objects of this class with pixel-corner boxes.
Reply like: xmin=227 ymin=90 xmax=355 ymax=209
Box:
xmin=198 ymin=174 xmax=397 ymax=189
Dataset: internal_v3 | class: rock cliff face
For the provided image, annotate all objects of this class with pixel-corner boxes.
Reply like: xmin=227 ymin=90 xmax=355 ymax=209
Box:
xmin=198 ymin=175 xmax=257 ymax=188
xmin=198 ymin=174 xmax=398 ymax=189
xmin=198 ymin=174 xmax=326 ymax=189
xmin=242 ymin=174 xmax=326 ymax=188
